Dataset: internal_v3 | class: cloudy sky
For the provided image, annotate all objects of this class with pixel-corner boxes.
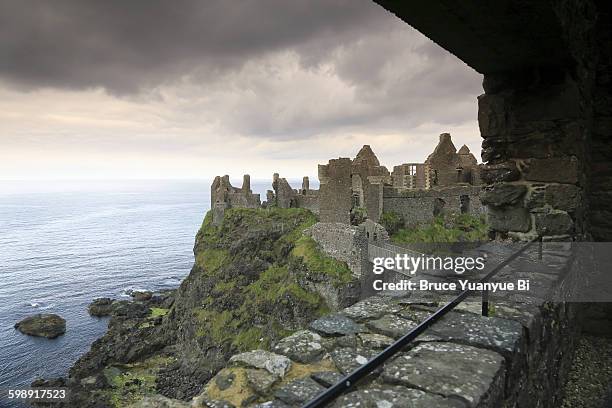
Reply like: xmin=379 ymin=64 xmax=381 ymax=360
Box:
xmin=0 ymin=0 xmax=483 ymax=181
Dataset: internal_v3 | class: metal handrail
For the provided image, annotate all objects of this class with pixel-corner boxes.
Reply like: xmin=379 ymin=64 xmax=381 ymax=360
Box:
xmin=302 ymin=238 xmax=538 ymax=408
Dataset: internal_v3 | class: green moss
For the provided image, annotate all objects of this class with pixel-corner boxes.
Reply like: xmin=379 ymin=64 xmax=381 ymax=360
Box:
xmin=231 ymin=327 xmax=265 ymax=350
xmin=292 ymin=235 xmax=353 ymax=286
xmin=103 ymin=355 xmax=174 ymax=407
xmin=189 ymin=208 xmax=340 ymax=356
xmin=149 ymin=308 xmax=169 ymax=318
xmin=196 ymin=248 xmax=229 ymax=273
xmin=195 ymin=309 xmax=236 ymax=342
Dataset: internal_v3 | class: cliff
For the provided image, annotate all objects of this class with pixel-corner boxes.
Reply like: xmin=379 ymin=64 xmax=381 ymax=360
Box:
xmin=57 ymin=208 xmax=358 ymax=407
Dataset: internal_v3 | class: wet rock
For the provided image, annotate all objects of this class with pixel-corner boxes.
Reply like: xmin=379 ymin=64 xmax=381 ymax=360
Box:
xmin=358 ymin=333 xmax=394 ymax=349
xmin=229 ymin=350 xmax=291 ymax=378
xmin=333 ymin=385 xmax=466 ymax=408
xmin=310 ymin=314 xmax=362 ymax=336
xmin=272 ymin=330 xmax=323 ymax=363
xmin=430 ymin=312 xmax=523 ymax=356
xmin=15 ymin=314 xmax=66 ymax=339
xmin=131 ymin=291 xmax=153 ymax=302
xmin=111 ymin=301 xmax=151 ymax=318
xmin=310 ymin=371 xmax=343 ymax=388
xmin=340 ymin=296 xmax=401 ymax=322
xmin=382 ymin=342 xmax=504 ymax=406
xmin=274 ymin=377 xmax=325 ymax=406
xmin=246 ymin=369 xmax=279 ymax=395
xmin=481 ymin=184 xmax=527 ymax=207
xmin=88 ymin=298 xmax=115 ymax=317
xmin=329 ymin=348 xmax=374 ymax=374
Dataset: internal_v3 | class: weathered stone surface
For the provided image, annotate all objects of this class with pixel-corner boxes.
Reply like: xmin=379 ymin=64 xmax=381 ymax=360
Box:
xmin=252 ymin=401 xmax=290 ymax=408
xmin=214 ymin=370 xmax=235 ymax=391
xmin=523 ymin=158 xmax=579 ymax=184
xmin=340 ymin=296 xmax=401 ymax=322
xmin=333 ymin=386 xmax=466 ymax=408
xmin=481 ymin=184 xmax=527 ymax=207
xmin=358 ymin=332 xmax=394 ymax=349
xmin=128 ymin=395 xmax=191 ymax=407
xmin=365 ymin=314 xmax=416 ymax=339
xmin=479 ymin=161 xmax=520 ymax=184
xmin=330 ymin=347 xmax=374 ymax=374
xmin=535 ymin=210 xmax=574 ymax=236
xmin=488 ymin=206 xmax=531 ymax=232
xmin=274 ymin=377 xmax=325 ymax=406
xmin=310 ymin=314 xmax=362 ymax=336
xmin=310 ymin=371 xmax=343 ymax=388
xmin=192 ymin=397 xmax=236 ymax=408
xmin=14 ymin=314 xmax=66 ymax=339
xmin=245 ymin=369 xmax=279 ymax=395
xmin=526 ymin=184 xmax=582 ymax=211
xmin=272 ymin=330 xmax=323 ymax=364
xmin=430 ymin=312 xmax=523 ymax=356
xmin=229 ymin=350 xmax=291 ymax=378
xmin=382 ymin=342 xmax=504 ymax=407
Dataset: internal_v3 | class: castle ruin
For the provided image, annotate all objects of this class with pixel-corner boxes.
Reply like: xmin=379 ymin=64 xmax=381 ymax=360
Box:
xmin=211 ymin=133 xmax=484 ymax=227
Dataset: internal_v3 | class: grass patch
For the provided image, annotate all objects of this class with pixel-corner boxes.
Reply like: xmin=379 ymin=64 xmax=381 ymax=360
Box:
xmin=391 ymin=213 xmax=488 ymax=245
xmin=292 ymin=236 xmax=353 ymax=285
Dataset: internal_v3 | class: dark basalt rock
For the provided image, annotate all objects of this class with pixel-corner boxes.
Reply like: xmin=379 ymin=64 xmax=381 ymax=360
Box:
xmin=481 ymin=184 xmax=527 ymax=207
xmin=88 ymin=298 xmax=115 ymax=317
xmin=15 ymin=314 xmax=66 ymax=339
xmin=132 ymin=291 xmax=153 ymax=302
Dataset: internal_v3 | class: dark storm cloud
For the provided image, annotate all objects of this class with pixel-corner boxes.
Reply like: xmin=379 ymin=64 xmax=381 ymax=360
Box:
xmin=0 ymin=0 xmax=386 ymax=92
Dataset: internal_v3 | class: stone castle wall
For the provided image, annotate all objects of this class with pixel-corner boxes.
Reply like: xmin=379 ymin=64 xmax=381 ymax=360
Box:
xmin=383 ymin=185 xmax=484 ymax=227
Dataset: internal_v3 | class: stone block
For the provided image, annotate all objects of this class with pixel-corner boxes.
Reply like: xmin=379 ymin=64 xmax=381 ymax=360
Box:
xmin=523 ymin=158 xmax=579 ymax=184
xmin=479 ymin=162 xmax=520 ymax=184
xmin=534 ymin=210 xmax=574 ymax=236
xmin=478 ymin=94 xmax=507 ymax=138
xmin=526 ymin=184 xmax=582 ymax=211
xmin=481 ymin=184 xmax=527 ymax=207
xmin=488 ymin=207 xmax=531 ymax=232
xmin=381 ymin=342 xmax=504 ymax=407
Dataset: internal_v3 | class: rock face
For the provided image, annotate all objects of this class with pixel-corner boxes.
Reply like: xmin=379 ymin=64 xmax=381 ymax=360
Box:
xmin=15 ymin=314 xmax=66 ymax=339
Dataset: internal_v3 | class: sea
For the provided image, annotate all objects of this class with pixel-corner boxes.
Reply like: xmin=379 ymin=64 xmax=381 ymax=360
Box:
xmin=0 ymin=179 xmax=277 ymax=408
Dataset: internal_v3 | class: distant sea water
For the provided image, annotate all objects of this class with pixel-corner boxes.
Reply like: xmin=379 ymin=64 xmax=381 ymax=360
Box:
xmin=0 ymin=179 xmax=277 ymax=408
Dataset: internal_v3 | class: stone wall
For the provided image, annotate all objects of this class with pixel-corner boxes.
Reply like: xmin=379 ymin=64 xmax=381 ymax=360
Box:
xmin=383 ymin=185 xmax=484 ymax=227
xmin=187 ymin=242 xmax=578 ymax=408
xmin=304 ymin=222 xmax=368 ymax=279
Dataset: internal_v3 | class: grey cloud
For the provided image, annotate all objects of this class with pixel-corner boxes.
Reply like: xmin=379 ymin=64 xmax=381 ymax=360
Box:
xmin=0 ymin=0 xmax=385 ymax=92
xmin=0 ymin=0 xmax=483 ymax=147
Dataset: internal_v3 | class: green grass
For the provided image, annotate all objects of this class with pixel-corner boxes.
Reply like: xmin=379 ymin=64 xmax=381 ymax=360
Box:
xmin=292 ymin=235 xmax=353 ymax=285
xmin=391 ymin=213 xmax=488 ymax=244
